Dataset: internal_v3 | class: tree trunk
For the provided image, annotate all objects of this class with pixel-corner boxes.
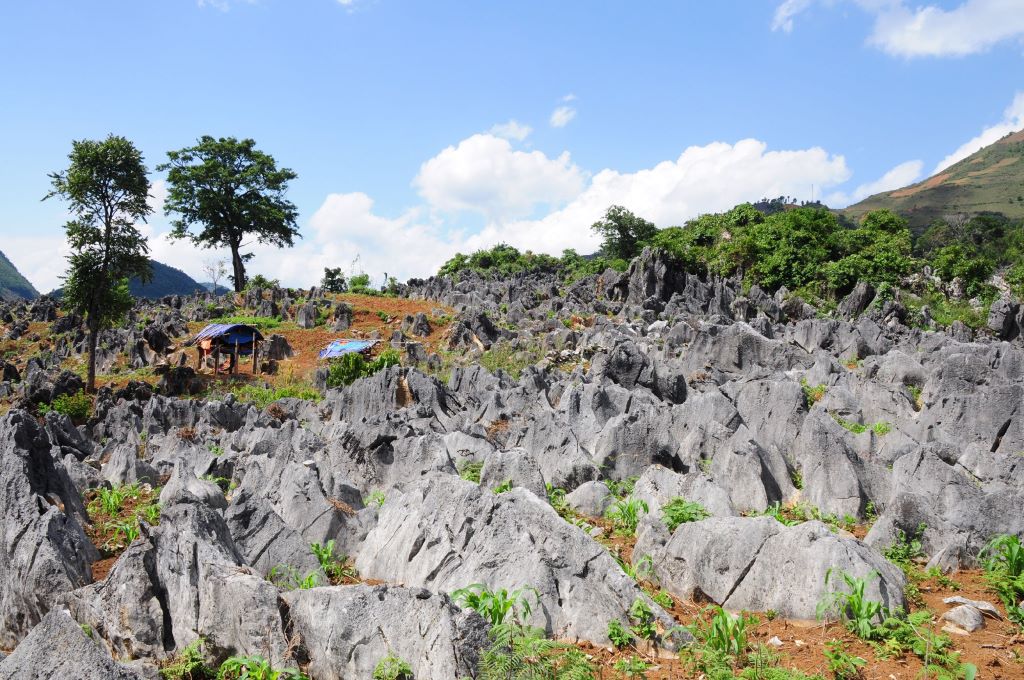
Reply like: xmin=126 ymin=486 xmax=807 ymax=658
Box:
xmin=86 ymin=322 xmax=98 ymax=394
xmin=230 ymin=245 xmax=246 ymax=292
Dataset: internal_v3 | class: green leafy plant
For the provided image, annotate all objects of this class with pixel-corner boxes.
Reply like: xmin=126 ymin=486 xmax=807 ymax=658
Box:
xmin=607 ymin=618 xmax=633 ymax=648
xmin=612 ymin=655 xmax=650 ymax=678
xmin=697 ymin=606 xmax=751 ymax=656
xmin=605 ymin=497 xmax=649 ymax=535
xmin=980 ymin=534 xmax=1024 ymax=626
xmin=883 ymin=523 xmax=926 ymax=571
xmin=364 ymin=490 xmax=386 ymax=508
xmin=310 ymin=540 xmax=358 ymax=584
xmin=267 ymin=565 xmax=320 ymax=591
xmin=159 ymin=638 xmax=212 ymax=679
xmin=493 ymin=479 xmax=514 ymax=494
xmin=479 ymin=620 xmax=595 ymax=680
xmin=372 ymin=654 xmax=413 ymax=680
xmin=605 ymin=476 xmax=638 ymax=499
xmin=41 ymin=390 xmax=93 ymax=421
xmin=800 ymin=378 xmax=826 ymax=405
xmin=216 ymin=654 xmax=307 ymax=680
xmin=459 ymin=461 xmax=483 ymax=483
xmin=816 ymin=570 xmax=884 ymax=640
xmin=628 ymin=599 xmax=658 ymax=641
xmin=325 ymin=349 xmax=401 ymax=388
xmin=451 ymin=583 xmax=538 ymax=626
xmin=823 ymin=639 xmax=866 ymax=680
xmin=661 ymin=497 xmax=710 ymax=531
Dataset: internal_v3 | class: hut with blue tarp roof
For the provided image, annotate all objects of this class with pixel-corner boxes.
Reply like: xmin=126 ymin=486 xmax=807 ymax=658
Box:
xmin=186 ymin=323 xmax=264 ymax=374
xmin=318 ymin=339 xmax=376 ymax=360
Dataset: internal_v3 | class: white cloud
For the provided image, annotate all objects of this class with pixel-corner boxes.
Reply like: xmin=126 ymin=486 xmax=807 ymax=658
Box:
xmin=772 ymin=0 xmax=816 ymax=32
xmin=413 ymin=133 xmax=586 ymax=221
xmin=481 ymin=139 xmax=851 ymax=256
xmin=934 ymin=91 xmax=1024 ymax=172
xmin=488 ymin=120 xmax=532 ymax=141
xmin=549 ymin=106 xmax=577 ymax=128
xmin=7 ymin=135 xmax=860 ymax=291
xmin=825 ymin=158 xmax=924 ymax=206
xmin=774 ymin=0 xmax=1024 ymax=57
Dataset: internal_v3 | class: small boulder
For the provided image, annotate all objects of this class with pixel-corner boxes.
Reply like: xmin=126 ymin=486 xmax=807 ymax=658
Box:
xmin=941 ymin=605 xmax=985 ymax=633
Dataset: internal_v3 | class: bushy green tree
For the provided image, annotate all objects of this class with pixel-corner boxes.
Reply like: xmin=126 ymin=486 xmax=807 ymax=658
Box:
xmin=45 ymin=135 xmax=152 ymax=392
xmin=929 ymin=244 xmax=994 ymax=297
xmin=321 ymin=267 xmax=347 ymax=293
xmin=591 ymin=205 xmax=658 ymax=261
xmin=824 ymin=209 xmax=915 ymax=294
xmin=159 ymin=136 xmax=299 ymax=292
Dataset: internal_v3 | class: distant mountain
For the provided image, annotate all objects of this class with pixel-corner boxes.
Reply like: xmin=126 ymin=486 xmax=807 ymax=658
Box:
xmin=0 ymin=251 xmax=39 ymax=301
xmin=49 ymin=260 xmax=210 ymax=300
xmin=197 ymin=281 xmax=232 ymax=295
xmin=844 ymin=129 xmax=1024 ymax=233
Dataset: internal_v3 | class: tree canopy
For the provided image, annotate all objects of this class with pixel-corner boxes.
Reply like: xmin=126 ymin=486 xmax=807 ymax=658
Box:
xmin=45 ymin=134 xmax=152 ymax=391
xmin=158 ymin=136 xmax=299 ymax=292
xmin=591 ymin=205 xmax=658 ymax=261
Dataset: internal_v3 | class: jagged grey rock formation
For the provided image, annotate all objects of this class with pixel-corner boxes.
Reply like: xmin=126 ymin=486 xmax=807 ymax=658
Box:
xmin=634 ymin=516 xmax=906 ymax=620
xmin=284 ymin=584 xmax=489 ymax=679
xmin=0 ymin=609 xmax=144 ymax=680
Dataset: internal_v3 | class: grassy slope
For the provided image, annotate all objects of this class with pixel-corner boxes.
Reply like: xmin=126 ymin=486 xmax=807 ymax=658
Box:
xmin=0 ymin=250 xmax=39 ymax=300
xmin=844 ymin=129 xmax=1024 ymax=233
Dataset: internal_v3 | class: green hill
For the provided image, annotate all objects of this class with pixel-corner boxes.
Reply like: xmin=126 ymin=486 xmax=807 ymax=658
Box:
xmin=844 ymin=129 xmax=1024 ymax=233
xmin=49 ymin=260 xmax=209 ymax=299
xmin=0 ymin=251 xmax=39 ymax=301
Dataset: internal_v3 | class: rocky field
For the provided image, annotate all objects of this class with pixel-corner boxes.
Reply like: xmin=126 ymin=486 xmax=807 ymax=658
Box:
xmin=1 ymin=248 xmax=1023 ymax=679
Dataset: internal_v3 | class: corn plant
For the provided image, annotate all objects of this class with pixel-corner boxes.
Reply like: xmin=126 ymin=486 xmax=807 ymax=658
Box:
xmin=605 ymin=497 xmax=649 ymax=535
xmin=694 ymin=606 xmax=750 ymax=656
xmin=451 ymin=583 xmax=539 ymax=626
xmin=616 ymin=553 xmax=653 ymax=582
xmin=816 ymin=570 xmax=884 ymax=639
xmin=980 ymin=534 xmax=1024 ymax=626
xmin=139 ymin=501 xmax=161 ymax=525
xmin=661 ymin=497 xmax=710 ymax=531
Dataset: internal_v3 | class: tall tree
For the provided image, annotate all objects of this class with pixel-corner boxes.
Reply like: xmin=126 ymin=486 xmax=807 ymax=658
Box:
xmin=45 ymin=135 xmax=152 ymax=392
xmin=158 ymin=137 xmax=299 ymax=292
xmin=591 ymin=205 xmax=659 ymax=261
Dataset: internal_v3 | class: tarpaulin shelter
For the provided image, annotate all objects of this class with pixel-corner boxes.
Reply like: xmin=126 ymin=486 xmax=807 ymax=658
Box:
xmin=318 ymin=339 xmax=376 ymax=360
xmin=186 ymin=323 xmax=265 ymax=374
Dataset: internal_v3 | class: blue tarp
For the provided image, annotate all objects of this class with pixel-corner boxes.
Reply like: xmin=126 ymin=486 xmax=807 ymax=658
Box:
xmin=188 ymin=324 xmax=264 ymax=352
xmin=318 ymin=339 xmax=375 ymax=360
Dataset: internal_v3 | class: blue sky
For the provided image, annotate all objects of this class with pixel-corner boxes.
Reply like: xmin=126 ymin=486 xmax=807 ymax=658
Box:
xmin=2 ymin=0 xmax=1023 ymax=291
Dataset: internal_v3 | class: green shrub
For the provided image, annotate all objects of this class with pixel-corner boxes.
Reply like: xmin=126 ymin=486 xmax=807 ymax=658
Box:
xmin=243 ymin=275 xmax=280 ymax=291
xmin=372 ymin=654 xmax=413 ymax=680
xmin=348 ymin=273 xmax=375 ymax=295
xmin=479 ymin=621 xmax=595 ymax=680
xmin=210 ymin=314 xmax=281 ymax=330
xmin=458 ymin=461 xmax=483 ymax=483
xmin=41 ymin=390 xmax=93 ymax=421
xmin=232 ymin=384 xmax=321 ymax=408
xmin=159 ymin=638 xmax=211 ymax=679
xmin=267 ymin=565 xmax=320 ymax=591
xmin=823 ymin=639 xmax=866 ymax=680
xmin=980 ymin=534 xmax=1024 ymax=627
xmin=325 ymin=349 xmax=401 ymax=388
xmin=661 ymin=497 xmax=710 ymax=531
xmin=216 ymin=655 xmax=306 ymax=680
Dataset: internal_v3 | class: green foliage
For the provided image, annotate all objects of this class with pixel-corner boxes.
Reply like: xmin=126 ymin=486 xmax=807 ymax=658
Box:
xmin=451 ymin=583 xmax=538 ymax=626
xmin=612 ymin=656 xmax=650 ymax=678
xmin=591 ymin=205 xmax=658 ymax=261
xmin=232 ymin=384 xmax=321 ymax=409
xmin=606 ymin=476 xmax=638 ymax=499
xmin=616 ymin=553 xmax=653 ymax=583
xmin=46 ymin=134 xmax=153 ymax=391
xmin=267 ymin=564 xmax=320 ymax=591
xmin=310 ymin=540 xmax=358 ymax=584
xmin=929 ymin=244 xmax=994 ymax=298
xmin=661 ymin=497 xmax=711 ymax=531
xmin=321 ymin=267 xmax=347 ymax=293
xmin=478 ymin=343 xmax=545 ymax=380
xmin=823 ymin=639 xmax=866 ymax=680
xmin=607 ymin=618 xmax=632 ymax=648
xmin=439 ymin=243 xmax=562 ymax=278
xmin=325 ymin=349 xmax=401 ymax=388
xmin=459 ymin=461 xmax=483 ymax=483
xmin=907 ymin=384 xmax=924 ymax=410
xmin=494 ymin=479 xmax=514 ymax=494
xmin=816 ymin=570 xmax=884 ymax=639
xmin=159 ymin=638 xmax=212 ymax=680
xmin=40 ymin=390 xmax=93 ymax=421
xmin=692 ymin=606 xmax=751 ymax=656
xmin=800 ymin=378 xmax=826 ymax=406
xmin=210 ymin=315 xmax=282 ymax=330
xmin=979 ymin=534 xmax=1024 ymax=626
xmin=159 ymin=136 xmax=299 ymax=292
xmin=348 ymin=273 xmax=374 ymax=295
xmin=92 ymin=483 xmax=142 ymax=516
xmin=627 ymin=599 xmax=658 ymax=641
xmin=479 ymin=621 xmax=596 ymax=680
xmin=883 ymin=523 xmax=926 ymax=572
xmin=364 ymin=490 xmax=386 ymax=508
xmin=604 ymin=497 xmax=649 ymax=535
xmin=216 ymin=655 xmax=307 ymax=680
xmin=372 ymin=654 xmax=412 ymax=680
xmin=244 ymin=274 xmax=280 ymax=291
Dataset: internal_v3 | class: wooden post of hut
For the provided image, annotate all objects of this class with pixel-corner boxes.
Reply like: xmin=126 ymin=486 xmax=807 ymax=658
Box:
xmin=253 ymin=338 xmax=259 ymax=375
xmin=214 ymin=344 xmax=220 ymax=376
xmin=234 ymin=339 xmax=239 ymax=375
